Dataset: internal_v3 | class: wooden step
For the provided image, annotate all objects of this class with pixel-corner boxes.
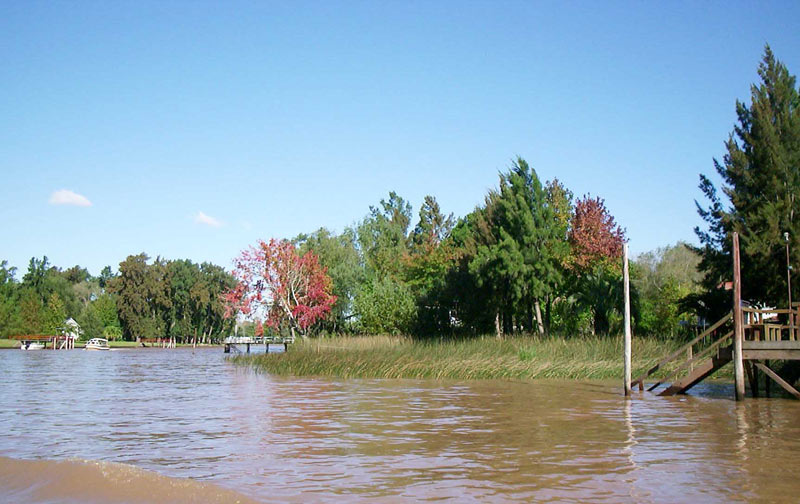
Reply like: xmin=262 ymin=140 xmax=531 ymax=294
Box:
xmin=658 ymin=346 xmax=732 ymax=396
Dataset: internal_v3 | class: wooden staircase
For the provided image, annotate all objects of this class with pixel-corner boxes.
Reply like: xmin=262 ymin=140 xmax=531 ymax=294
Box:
xmin=632 ymin=313 xmax=734 ymax=396
xmin=658 ymin=345 xmax=732 ymax=396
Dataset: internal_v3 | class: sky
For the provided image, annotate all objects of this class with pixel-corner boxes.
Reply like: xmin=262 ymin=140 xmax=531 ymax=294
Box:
xmin=2 ymin=1 xmax=800 ymax=276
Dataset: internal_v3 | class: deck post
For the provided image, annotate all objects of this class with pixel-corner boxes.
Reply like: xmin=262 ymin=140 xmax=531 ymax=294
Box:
xmin=623 ymin=243 xmax=632 ymax=396
xmin=733 ymin=232 xmax=746 ymax=401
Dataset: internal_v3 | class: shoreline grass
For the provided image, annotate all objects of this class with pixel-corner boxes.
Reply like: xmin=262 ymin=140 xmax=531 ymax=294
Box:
xmin=233 ymin=334 xmax=731 ymax=381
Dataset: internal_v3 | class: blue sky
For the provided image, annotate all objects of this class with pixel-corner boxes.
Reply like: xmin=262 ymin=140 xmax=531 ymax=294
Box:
xmin=2 ymin=1 xmax=799 ymax=276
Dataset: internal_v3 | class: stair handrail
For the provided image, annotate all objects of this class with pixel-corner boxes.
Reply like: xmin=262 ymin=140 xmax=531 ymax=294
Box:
xmin=632 ymin=311 xmax=733 ymax=389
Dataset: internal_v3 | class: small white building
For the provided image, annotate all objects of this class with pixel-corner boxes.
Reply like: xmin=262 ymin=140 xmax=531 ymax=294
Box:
xmin=63 ymin=318 xmax=83 ymax=341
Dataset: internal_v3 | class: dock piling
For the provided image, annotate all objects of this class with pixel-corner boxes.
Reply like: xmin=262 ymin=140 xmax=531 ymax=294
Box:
xmin=623 ymin=244 xmax=632 ymax=396
xmin=733 ymin=232 xmax=746 ymax=401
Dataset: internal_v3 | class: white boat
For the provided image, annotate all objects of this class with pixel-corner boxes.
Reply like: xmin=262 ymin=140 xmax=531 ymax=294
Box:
xmin=20 ymin=341 xmax=45 ymax=350
xmin=85 ymin=338 xmax=110 ymax=351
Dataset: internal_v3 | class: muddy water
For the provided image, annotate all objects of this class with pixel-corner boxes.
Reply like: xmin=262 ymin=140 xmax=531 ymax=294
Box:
xmin=1 ymin=347 xmax=798 ymax=503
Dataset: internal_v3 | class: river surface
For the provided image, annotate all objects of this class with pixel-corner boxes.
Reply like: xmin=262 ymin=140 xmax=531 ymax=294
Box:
xmin=1 ymin=347 xmax=798 ymax=503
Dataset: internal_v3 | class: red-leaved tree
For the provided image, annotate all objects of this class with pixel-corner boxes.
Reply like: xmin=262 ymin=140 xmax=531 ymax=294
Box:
xmin=569 ymin=196 xmax=625 ymax=272
xmin=223 ymin=239 xmax=336 ymax=338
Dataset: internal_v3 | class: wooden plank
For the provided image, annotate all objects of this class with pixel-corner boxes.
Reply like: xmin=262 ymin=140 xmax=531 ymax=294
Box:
xmin=742 ymin=307 xmax=793 ymax=314
xmin=753 ymin=362 xmax=800 ymax=400
xmin=743 ymin=341 xmax=800 ymax=350
xmin=743 ymin=350 xmax=800 ymax=360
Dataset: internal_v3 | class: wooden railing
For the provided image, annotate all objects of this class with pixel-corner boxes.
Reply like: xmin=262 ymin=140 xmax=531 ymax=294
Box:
xmin=631 ymin=312 xmax=733 ymax=391
xmin=742 ymin=307 xmax=798 ymax=341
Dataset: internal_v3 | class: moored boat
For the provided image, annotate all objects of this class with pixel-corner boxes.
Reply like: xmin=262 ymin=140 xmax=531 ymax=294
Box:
xmin=20 ymin=341 xmax=45 ymax=350
xmin=85 ymin=338 xmax=110 ymax=351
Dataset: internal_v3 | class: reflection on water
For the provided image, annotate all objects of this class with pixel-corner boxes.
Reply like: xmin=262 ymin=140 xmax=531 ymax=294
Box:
xmin=1 ymin=348 xmax=799 ymax=503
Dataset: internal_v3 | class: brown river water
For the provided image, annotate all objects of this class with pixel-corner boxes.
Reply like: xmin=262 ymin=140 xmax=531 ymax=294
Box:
xmin=1 ymin=347 xmax=798 ymax=503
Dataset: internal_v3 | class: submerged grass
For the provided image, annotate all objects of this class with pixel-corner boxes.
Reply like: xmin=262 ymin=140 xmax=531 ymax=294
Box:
xmin=233 ymin=334 xmax=706 ymax=381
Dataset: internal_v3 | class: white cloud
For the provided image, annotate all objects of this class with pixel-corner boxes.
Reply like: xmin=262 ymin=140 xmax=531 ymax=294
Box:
xmin=49 ymin=189 xmax=92 ymax=207
xmin=195 ymin=211 xmax=223 ymax=228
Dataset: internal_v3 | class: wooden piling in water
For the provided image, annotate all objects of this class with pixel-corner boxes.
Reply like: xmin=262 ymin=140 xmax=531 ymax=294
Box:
xmin=623 ymin=244 xmax=632 ymax=396
xmin=733 ymin=232 xmax=746 ymax=401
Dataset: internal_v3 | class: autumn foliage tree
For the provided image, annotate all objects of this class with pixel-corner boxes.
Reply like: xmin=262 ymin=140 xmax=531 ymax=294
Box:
xmin=569 ymin=196 xmax=625 ymax=271
xmin=567 ymin=196 xmax=626 ymax=335
xmin=224 ymin=239 xmax=337 ymax=338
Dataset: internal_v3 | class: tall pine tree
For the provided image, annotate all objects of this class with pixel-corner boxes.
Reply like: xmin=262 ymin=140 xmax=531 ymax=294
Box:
xmin=695 ymin=46 xmax=800 ymax=310
xmin=470 ymin=158 xmax=567 ymax=336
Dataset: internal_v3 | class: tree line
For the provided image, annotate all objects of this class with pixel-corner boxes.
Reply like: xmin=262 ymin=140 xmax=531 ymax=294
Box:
xmin=263 ymin=158 xmax=701 ymax=339
xmin=0 ymin=255 xmax=236 ymax=343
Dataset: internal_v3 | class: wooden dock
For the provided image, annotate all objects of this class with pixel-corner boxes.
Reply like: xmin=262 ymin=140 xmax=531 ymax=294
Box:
xmin=139 ymin=337 xmax=177 ymax=348
xmin=223 ymin=335 xmax=295 ymax=354
xmin=10 ymin=334 xmax=77 ymax=350
xmin=633 ymin=232 xmax=800 ymax=400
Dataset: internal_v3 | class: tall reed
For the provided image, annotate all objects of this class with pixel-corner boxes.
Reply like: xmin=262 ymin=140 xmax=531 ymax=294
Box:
xmin=233 ymin=335 xmax=703 ymax=381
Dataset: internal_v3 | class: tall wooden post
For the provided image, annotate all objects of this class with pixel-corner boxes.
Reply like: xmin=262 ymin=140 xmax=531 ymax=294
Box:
xmin=623 ymin=244 xmax=632 ymax=396
xmin=733 ymin=232 xmax=746 ymax=401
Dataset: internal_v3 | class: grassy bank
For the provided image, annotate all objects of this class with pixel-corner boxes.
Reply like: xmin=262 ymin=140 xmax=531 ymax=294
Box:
xmin=0 ymin=339 xmax=18 ymax=349
xmin=233 ymin=334 xmax=719 ymax=381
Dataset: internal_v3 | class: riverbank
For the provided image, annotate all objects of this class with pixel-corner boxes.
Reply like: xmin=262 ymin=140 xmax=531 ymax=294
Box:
xmin=233 ymin=334 xmax=724 ymax=381
xmin=0 ymin=339 xmax=217 ymax=349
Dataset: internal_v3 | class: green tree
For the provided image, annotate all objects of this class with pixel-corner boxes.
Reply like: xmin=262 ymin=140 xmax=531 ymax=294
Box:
xmin=295 ymin=227 xmax=365 ymax=333
xmin=469 ymin=158 xmax=567 ymax=336
xmin=410 ymin=195 xmax=455 ymax=252
xmin=78 ymin=303 xmax=104 ymax=340
xmin=21 ymin=256 xmax=80 ymax=319
xmin=109 ymin=253 xmax=153 ymax=340
xmin=63 ymin=265 xmax=90 ymax=284
xmin=357 ymin=191 xmax=412 ymax=279
xmin=405 ymin=196 xmax=457 ymax=334
xmin=197 ymin=262 xmax=237 ymax=342
xmin=18 ymin=289 xmax=43 ymax=334
xmin=353 ymin=276 xmax=416 ymax=335
xmin=42 ymin=292 xmax=66 ymax=334
xmin=92 ymin=293 xmax=121 ymax=331
xmin=632 ymin=243 xmax=702 ymax=338
xmin=0 ymin=261 xmax=21 ymax=337
xmin=98 ymin=266 xmax=115 ymax=290
xmin=22 ymin=256 xmax=50 ymax=303
xmin=695 ymin=46 xmax=800 ymax=311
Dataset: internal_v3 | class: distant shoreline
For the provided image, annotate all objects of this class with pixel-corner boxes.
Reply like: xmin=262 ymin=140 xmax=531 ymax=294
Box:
xmin=0 ymin=339 xmax=222 ymax=350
